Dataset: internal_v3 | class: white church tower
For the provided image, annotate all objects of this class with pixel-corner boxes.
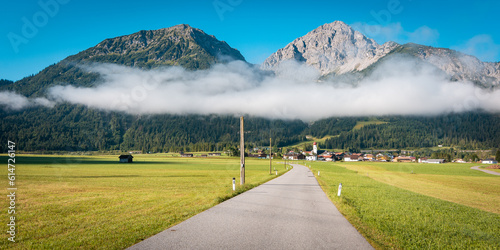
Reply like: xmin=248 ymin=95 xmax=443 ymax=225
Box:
xmin=313 ymin=142 xmax=318 ymax=155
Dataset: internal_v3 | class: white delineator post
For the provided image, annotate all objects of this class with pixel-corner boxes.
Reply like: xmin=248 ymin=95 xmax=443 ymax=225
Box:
xmin=337 ymin=183 xmax=342 ymax=197
xmin=232 ymin=177 xmax=236 ymax=191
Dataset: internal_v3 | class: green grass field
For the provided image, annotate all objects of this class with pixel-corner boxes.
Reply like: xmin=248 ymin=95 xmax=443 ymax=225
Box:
xmin=481 ymin=165 xmax=500 ymax=173
xmin=286 ymin=118 xmax=388 ymax=150
xmin=4 ymin=154 xmax=499 ymax=249
xmin=287 ymin=135 xmax=341 ymax=151
xmin=0 ymin=154 xmax=287 ymax=249
xmin=309 ymin=161 xmax=500 ymax=249
xmin=352 ymin=119 xmax=388 ymax=130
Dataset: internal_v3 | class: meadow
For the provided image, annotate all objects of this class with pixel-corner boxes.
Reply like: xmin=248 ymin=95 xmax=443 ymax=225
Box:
xmin=352 ymin=118 xmax=388 ymax=130
xmin=0 ymin=154 xmax=287 ymax=249
xmin=309 ymin=161 xmax=500 ymax=249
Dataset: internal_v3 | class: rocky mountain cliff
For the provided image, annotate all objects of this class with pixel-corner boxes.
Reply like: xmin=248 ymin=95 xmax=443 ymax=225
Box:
xmin=67 ymin=24 xmax=245 ymax=69
xmin=262 ymin=21 xmax=500 ymax=87
xmin=262 ymin=21 xmax=398 ymax=75
xmin=386 ymin=43 xmax=500 ymax=87
xmin=4 ymin=24 xmax=245 ymax=96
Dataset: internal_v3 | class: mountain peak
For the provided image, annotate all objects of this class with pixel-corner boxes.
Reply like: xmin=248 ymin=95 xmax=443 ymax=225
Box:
xmin=172 ymin=23 xmax=192 ymax=29
xmin=165 ymin=24 xmax=202 ymax=35
xmin=9 ymin=24 xmax=247 ymax=96
xmin=262 ymin=21 xmax=397 ymax=75
xmin=65 ymin=24 xmax=245 ymax=69
xmin=262 ymin=21 xmax=499 ymax=87
xmin=317 ymin=21 xmax=352 ymax=31
xmin=162 ymin=24 xmax=195 ymax=34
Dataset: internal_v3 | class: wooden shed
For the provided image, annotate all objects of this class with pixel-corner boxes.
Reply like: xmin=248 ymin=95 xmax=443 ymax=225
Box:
xmin=119 ymin=155 xmax=133 ymax=163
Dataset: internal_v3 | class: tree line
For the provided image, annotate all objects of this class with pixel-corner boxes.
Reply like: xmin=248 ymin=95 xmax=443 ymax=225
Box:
xmin=321 ymin=114 xmax=500 ymax=150
xmin=1 ymin=103 xmax=499 ymax=153
xmin=0 ymin=104 xmax=307 ymax=153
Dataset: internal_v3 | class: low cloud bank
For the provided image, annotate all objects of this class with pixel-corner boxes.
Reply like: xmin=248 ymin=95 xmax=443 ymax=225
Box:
xmin=0 ymin=91 xmax=54 ymax=110
xmin=3 ymin=58 xmax=500 ymax=121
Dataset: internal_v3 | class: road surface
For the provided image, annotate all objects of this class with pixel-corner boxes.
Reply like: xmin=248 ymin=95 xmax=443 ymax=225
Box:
xmin=128 ymin=164 xmax=373 ymax=250
xmin=471 ymin=166 xmax=500 ymax=176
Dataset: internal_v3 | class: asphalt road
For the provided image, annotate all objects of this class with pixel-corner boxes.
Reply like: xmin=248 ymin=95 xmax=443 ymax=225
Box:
xmin=128 ymin=164 xmax=373 ymax=250
xmin=471 ymin=166 xmax=500 ymax=176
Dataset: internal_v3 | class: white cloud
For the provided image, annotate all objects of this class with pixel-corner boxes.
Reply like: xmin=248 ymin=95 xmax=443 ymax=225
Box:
xmin=452 ymin=34 xmax=500 ymax=62
xmin=351 ymin=22 xmax=439 ymax=46
xmin=0 ymin=91 xmax=54 ymax=110
xmin=45 ymin=59 xmax=500 ymax=121
xmin=407 ymin=26 xmax=440 ymax=45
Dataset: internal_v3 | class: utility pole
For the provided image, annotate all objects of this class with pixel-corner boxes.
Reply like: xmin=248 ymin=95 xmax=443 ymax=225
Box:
xmin=269 ymin=137 xmax=272 ymax=175
xmin=284 ymin=148 xmax=287 ymax=169
xmin=240 ymin=116 xmax=245 ymax=185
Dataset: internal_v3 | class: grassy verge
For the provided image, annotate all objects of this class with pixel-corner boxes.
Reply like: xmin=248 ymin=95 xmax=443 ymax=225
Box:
xmin=336 ymin=162 xmax=500 ymax=214
xmin=309 ymin=162 xmax=500 ymax=249
xmin=480 ymin=165 xmax=500 ymax=173
xmin=0 ymin=154 xmax=287 ymax=249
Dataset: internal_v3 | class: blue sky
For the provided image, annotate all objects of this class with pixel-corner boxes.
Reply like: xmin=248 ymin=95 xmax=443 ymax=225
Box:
xmin=1 ymin=0 xmax=499 ymax=81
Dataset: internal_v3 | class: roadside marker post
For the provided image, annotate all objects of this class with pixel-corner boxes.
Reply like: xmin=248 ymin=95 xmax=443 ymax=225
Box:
xmin=337 ymin=183 xmax=342 ymax=197
xmin=232 ymin=177 xmax=236 ymax=191
xmin=318 ymin=171 xmax=320 ymax=176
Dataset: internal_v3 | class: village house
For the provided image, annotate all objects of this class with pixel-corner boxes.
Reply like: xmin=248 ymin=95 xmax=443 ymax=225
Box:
xmin=180 ymin=153 xmax=193 ymax=157
xmin=453 ymin=158 xmax=468 ymax=163
xmin=418 ymin=157 xmax=428 ymax=163
xmin=344 ymin=154 xmax=363 ymax=162
xmin=363 ymin=154 xmax=376 ymax=161
xmin=394 ymin=156 xmax=416 ymax=163
xmin=319 ymin=155 xmax=335 ymax=162
xmin=482 ymin=159 xmax=498 ymax=164
xmin=334 ymin=152 xmax=345 ymax=161
xmin=426 ymin=159 xmax=445 ymax=164
xmin=303 ymin=150 xmax=315 ymax=160
xmin=258 ymin=153 xmax=268 ymax=159
xmin=118 ymin=155 xmax=133 ymax=163
xmin=284 ymin=152 xmax=305 ymax=160
xmin=304 ymin=153 xmax=318 ymax=161
xmin=376 ymin=153 xmax=391 ymax=162
xmin=208 ymin=153 xmax=221 ymax=156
